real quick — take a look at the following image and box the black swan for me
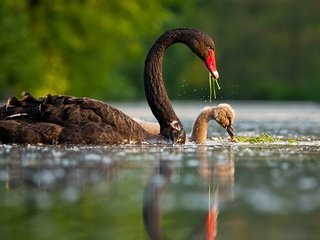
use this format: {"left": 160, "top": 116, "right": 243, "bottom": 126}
{"left": 135, "top": 103, "right": 235, "bottom": 144}
{"left": 0, "top": 28, "right": 219, "bottom": 145}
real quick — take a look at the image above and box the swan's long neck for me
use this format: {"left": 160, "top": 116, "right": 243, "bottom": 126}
{"left": 144, "top": 30, "right": 191, "bottom": 142}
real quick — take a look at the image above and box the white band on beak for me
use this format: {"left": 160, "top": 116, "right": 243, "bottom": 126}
{"left": 212, "top": 70, "right": 219, "bottom": 79}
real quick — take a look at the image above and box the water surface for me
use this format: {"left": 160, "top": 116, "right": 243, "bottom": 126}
{"left": 0, "top": 102, "right": 320, "bottom": 240}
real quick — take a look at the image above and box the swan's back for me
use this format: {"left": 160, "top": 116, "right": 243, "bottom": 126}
{"left": 0, "top": 93, "right": 150, "bottom": 144}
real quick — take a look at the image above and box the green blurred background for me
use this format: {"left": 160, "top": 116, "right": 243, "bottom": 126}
{"left": 0, "top": 0, "right": 319, "bottom": 101}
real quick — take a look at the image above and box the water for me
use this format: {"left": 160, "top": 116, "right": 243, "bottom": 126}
{"left": 0, "top": 101, "right": 320, "bottom": 240}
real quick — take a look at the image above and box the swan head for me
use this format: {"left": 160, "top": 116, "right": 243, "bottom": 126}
{"left": 208, "top": 103, "right": 235, "bottom": 138}
{"left": 179, "top": 29, "right": 219, "bottom": 79}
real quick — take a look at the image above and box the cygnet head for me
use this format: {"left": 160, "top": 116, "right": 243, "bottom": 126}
{"left": 210, "top": 103, "right": 235, "bottom": 138}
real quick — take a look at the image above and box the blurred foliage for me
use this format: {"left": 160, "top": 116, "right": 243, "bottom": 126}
{"left": 0, "top": 0, "right": 319, "bottom": 100}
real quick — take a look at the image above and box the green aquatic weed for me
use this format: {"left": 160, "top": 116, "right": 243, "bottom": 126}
{"left": 287, "top": 139, "right": 298, "bottom": 144}
{"left": 209, "top": 72, "right": 221, "bottom": 102}
{"left": 235, "top": 133, "right": 276, "bottom": 143}
{"left": 235, "top": 134, "right": 301, "bottom": 144}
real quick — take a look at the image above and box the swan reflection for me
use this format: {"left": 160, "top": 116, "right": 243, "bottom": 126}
{"left": 143, "top": 147, "right": 235, "bottom": 240}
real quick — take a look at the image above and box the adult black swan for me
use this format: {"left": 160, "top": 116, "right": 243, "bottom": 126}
{"left": 0, "top": 28, "right": 219, "bottom": 144}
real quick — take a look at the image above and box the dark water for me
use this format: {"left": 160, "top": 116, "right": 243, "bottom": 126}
{"left": 0, "top": 102, "right": 320, "bottom": 240}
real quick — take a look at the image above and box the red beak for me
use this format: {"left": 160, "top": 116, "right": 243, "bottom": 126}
{"left": 206, "top": 49, "right": 219, "bottom": 79}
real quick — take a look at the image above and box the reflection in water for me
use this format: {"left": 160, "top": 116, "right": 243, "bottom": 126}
{"left": 143, "top": 160, "right": 171, "bottom": 240}
{"left": 143, "top": 147, "right": 235, "bottom": 240}
{"left": 4, "top": 153, "right": 118, "bottom": 191}
{"left": 1, "top": 143, "right": 320, "bottom": 239}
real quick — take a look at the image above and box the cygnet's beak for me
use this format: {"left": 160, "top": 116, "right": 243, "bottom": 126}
{"left": 226, "top": 125, "right": 234, "bottom": 139}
